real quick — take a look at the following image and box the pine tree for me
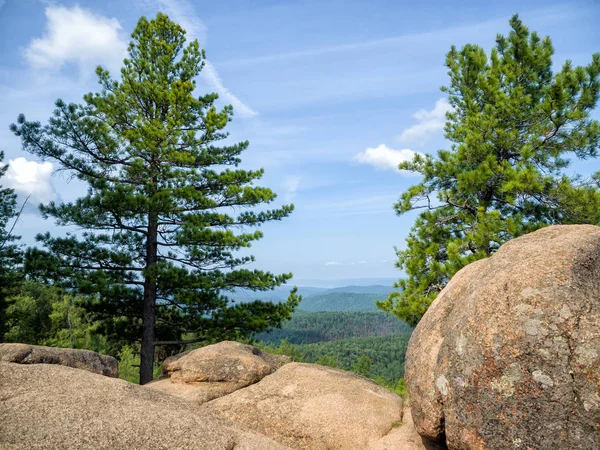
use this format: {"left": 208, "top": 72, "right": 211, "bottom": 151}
{"left": 12, "top": 13, "right": 300, "bottom": 384}
{"left": 0, "top": 152, "right": 23, "bottom": 340}
{"left": 378, "top": 15, "right": 600, "bottom": 327}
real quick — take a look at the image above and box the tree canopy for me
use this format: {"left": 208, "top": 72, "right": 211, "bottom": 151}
{"left": 11, "top": 13, "right": 299, "bottom": 384}
{"left": 378, "top": 15, "right": 600, "bottom": 326}
{"left": 0, "top": 152, "right": 23, "bottom": 339}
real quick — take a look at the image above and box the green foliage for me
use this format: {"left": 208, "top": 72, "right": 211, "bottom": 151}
{"left": 0, "top": 151, "right": 22, "bottom": 341}
{"left": 376, "top": 377, "right": 408, "bottom": 399}
{"left": 258, "top": 337, "right": 306, "bottom": 362}
{"left": 394, "top": 378, "right": 408, "bottom": 399}
{"left": 352, "top": 355, "right": 372, "bottom": 377}
{"left": 380, "top": 15, "right": 600, "bottom": 326}
{"left": 255, "top": 311, "right": 412, "bottom": 345}
{"left": 117, "top": 344, "right": 161, "bottom": 384}
{"left": 117, "top": 345, "right": 140, "bottom": 383}
{"left": 261, "top": 334, "right": 410, "bottom": 385}
{"left": 296, "top": 292, "right": 387, "bottom": 312}
{"left": 314, "top": 354, "right": 340, "bottom": 368}
{"left": 3, "top": 283, "right": 54, "bottom": 344}
{"left": 42, "top": 294, "right": 108, "bottom": 352}
{"left": 3, "top": 281, "right": 108, "bottom": 353}
{"left": 12, "top": 13, "right": 298, "bottom": 383}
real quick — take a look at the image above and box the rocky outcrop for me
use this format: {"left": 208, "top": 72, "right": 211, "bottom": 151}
{"left": 0, "top": 343, "right": 118, "bottom": 377}
{"left": 405, "top": 225, "right": 600, "bottom": 449}
{"left": 203, "top": 362, "right": 405, "bottom": 450}
{"left": 371, "top": 406, "right": 447, "bottom": 450}
{"left": 0, "top": 339, "right": 435, "bottom": 449}
{"left": 0, "top": 361, "right": 286, "bottom": 449}
{"left": 148, "top": 340, "right": 290, "bottom": 403}
{"left": 149, "top": 341, "right": 429, "bottom": 449}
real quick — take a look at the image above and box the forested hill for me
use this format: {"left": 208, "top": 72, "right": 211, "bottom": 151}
{"left": 322, "top": 285, "right": 395, "bottom": 295}
{"left": 256, "top": 311, "right": 411, "bottom": 345}
{"left": 231, "top": 285, "right": 398, "bottom": 312}
{"left": 297, "top": 292, "right": 383, "bottom": 312}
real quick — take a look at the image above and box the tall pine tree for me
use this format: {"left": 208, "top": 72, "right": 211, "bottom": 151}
{"left": 12, "top": 13, "right": 299, "bottom": 384}
{"left": 0, "top": 152, "right": 23, "bottom": 340}
{"left": 378, "top": 15, "right": 600, "bottom": 326}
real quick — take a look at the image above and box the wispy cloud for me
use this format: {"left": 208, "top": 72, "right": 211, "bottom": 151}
{"left": 353, "top": 144, "right": 420, "bottom": 172}
{"left": 324, "top": 260, "right": 370, "bottom": 266}
{"left": 142, "top": 0, "right": 258, "bottom": 118}
{"left": 5, "top": 158, "right": 55, "bottom": 204}
{"left": 24, "top": 5, "right": 127, "bottom": 76}
{"left": 214, "top": 9, "right": 572, "bottom": 69}
{"left": 281, "top": 176, "right": 301, "bottom": 202}
{"left": 397, "top": 98, "right": 452, "bottom": 145}
{"left": 305, "top": 193, "right": 398, "bottom": 218}
{"left": 201, "top": 61, "right": 258, "bottom": 118}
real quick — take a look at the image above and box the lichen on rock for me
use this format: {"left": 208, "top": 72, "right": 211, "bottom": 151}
{"left": 405, "top": 225, "right": 600, "bottom": 449}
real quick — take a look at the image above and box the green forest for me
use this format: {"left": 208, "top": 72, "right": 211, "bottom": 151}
{"left": 255, "top": 311, "right": 411, "bottom": 344}
{"left": 294, "top": 292, "right": 385, "bottom": 312}
{"left": 259, "top": 334, "right": 411, "bottom": 389}
{"left": 1, "top": 11, "right": 599, "bottom": 393}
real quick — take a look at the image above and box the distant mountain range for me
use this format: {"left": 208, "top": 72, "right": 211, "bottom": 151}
{"left": 230, "top": 284, "right": 399, "bottom": 312}
{"left": 297, "top": 292, "right": 383, "bottom": 312}
{"left": 291, "top": 278, "right": 399, "bottom": 288}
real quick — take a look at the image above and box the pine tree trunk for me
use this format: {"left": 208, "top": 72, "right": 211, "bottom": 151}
{"left": 140, "top": 213, "right": 158, "bottom": 385}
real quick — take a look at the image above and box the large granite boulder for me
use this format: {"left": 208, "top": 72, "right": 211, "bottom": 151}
{"left": 0, "top": 343, "right": 118, "bottom": 377}
{"left": 203, "top": 362, "right": 405, "bottom": 450}
{"left": 0, "top": 361, "right": 285, "bottom": 449}
{"left": 148, "top": 340, "right": 290, "bottom": 403}
{"left": 405, "top": 225, "right": 600, "bottom": 449}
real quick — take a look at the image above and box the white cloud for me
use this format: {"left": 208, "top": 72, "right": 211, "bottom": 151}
{"left": 5, "top": 158, "right": 55, "bottom": 204}
{"left": 25, "top": 6, "right": 127, "bottom": 76}
{"left": 281, "top": 176, "right": 301, "bottom": 202}
{"left": 396, "top": 98, "right": 452, "bottom": 145}
{"left": 202, "top": 61, "right": 258, "bottom": 118}
{"left": 325, "top": 261, "right": 340, "bottom": 266}
{"left": 143, "top": 0, "right": 258, "bottom": 118}
{"left": 353, "top": 144, "right": 419, "bottom": 172}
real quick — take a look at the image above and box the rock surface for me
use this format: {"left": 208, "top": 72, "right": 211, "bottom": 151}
{"left": 370, "top": 406, "right": 447, "bottom": 450}
{"left": 0, "top": 343, "right": 118, "bottom": 377}
{"left": 204, "top": 362, "right": 405, "bottom": 450}
{"left": 0, "top": 361, "right": 286, "bottom": 450}
{"left": 405, "top": 225, "right": 600, "bottom": 449}
{"left": 148, "top": 340, "right": 290, "bottom": 403}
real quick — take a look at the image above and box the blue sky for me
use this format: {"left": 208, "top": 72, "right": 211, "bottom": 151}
{"left": 0, "top": 0, "right": 598, "bottom": 285}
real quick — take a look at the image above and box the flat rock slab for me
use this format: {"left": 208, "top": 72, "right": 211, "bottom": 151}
{"left": 0, "top": 343, "right": 118, "bottom": 377}
{"left": 203, "top": 362, "right": 404, "bottom": 450}
{"left": 0, "top": 362, "right": 286, "bottom": 450}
